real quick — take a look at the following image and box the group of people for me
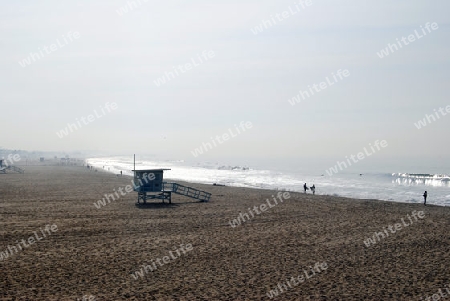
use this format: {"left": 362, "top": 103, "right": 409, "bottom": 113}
{"left": 303, "top": 183, "right": 315, "bottom": 195}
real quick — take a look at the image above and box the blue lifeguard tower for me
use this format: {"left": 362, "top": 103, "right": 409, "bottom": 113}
{"left": 133, "top": 166, "right": 211, "bottom": 204}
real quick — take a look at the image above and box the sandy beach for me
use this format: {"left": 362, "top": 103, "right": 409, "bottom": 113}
{"left": 1, "top": 164, "right": 449, "bottom": 300}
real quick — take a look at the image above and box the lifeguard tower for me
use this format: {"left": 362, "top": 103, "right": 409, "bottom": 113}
{"left": 133, "top": 168, "right": 212, "bottom": 204}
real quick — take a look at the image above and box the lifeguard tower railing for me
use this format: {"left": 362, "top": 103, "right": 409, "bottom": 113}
{"left": 163, "top": 182, "right": 211, "bottom": 202}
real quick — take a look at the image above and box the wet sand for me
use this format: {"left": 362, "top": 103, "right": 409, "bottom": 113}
{"left": 0, "top": 165, "right": 449, "bottom": 300}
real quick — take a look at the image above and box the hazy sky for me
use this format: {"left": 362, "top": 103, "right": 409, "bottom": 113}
{"left": 1, "top": 0, "right": 449, "bottom": 163}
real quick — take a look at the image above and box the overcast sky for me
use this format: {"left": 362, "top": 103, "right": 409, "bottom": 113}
{"left": 1, "top": 0, "right": 449, "bottom": 163}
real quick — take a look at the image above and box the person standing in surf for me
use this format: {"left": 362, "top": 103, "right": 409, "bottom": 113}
{"left": 423, "top": 191, "right": 427, "bottom": 205}
{"left": 303, "top": 183, "right": 308, "bottom": 193}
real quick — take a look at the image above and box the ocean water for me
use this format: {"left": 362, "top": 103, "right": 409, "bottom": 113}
{"left": 86, "top": 156, "right": 450, "bottom": 207}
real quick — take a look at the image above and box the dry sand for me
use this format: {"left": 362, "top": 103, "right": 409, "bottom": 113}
{"left": 0, "top": 165, "right": 449, "bottom": 300}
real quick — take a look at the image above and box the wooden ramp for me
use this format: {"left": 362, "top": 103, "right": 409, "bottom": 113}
{"left": 0, "top": 165, "right": 25, "bottom": 173}
{"left": 163, "top": 182, "right": 212, "bottom": 202}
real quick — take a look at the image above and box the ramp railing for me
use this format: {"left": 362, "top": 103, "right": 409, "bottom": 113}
{"left": 163, "top": 182, "right": 211, "bottom": 202}
{"left": 5, "top": 166, "right": 24, "bottom": 174}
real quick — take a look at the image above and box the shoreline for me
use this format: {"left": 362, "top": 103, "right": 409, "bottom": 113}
{"left": 10, "top": 159, "right": 443, "bottom": 207}
{"left": 83, "top": 156, "right": 450, "bottom": 207}
{"left": 90, "top": 163, "right": 441, "bottom": 208}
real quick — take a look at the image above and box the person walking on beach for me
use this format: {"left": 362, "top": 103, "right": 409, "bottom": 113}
{"left": 423, "top": 191, "right": 427, "bottom": 205}
{"left": 311, "top": 184, "right": 315, "bottom": 195}
{"left": 303, "top": 183, "right": 308, "bottom": 193}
